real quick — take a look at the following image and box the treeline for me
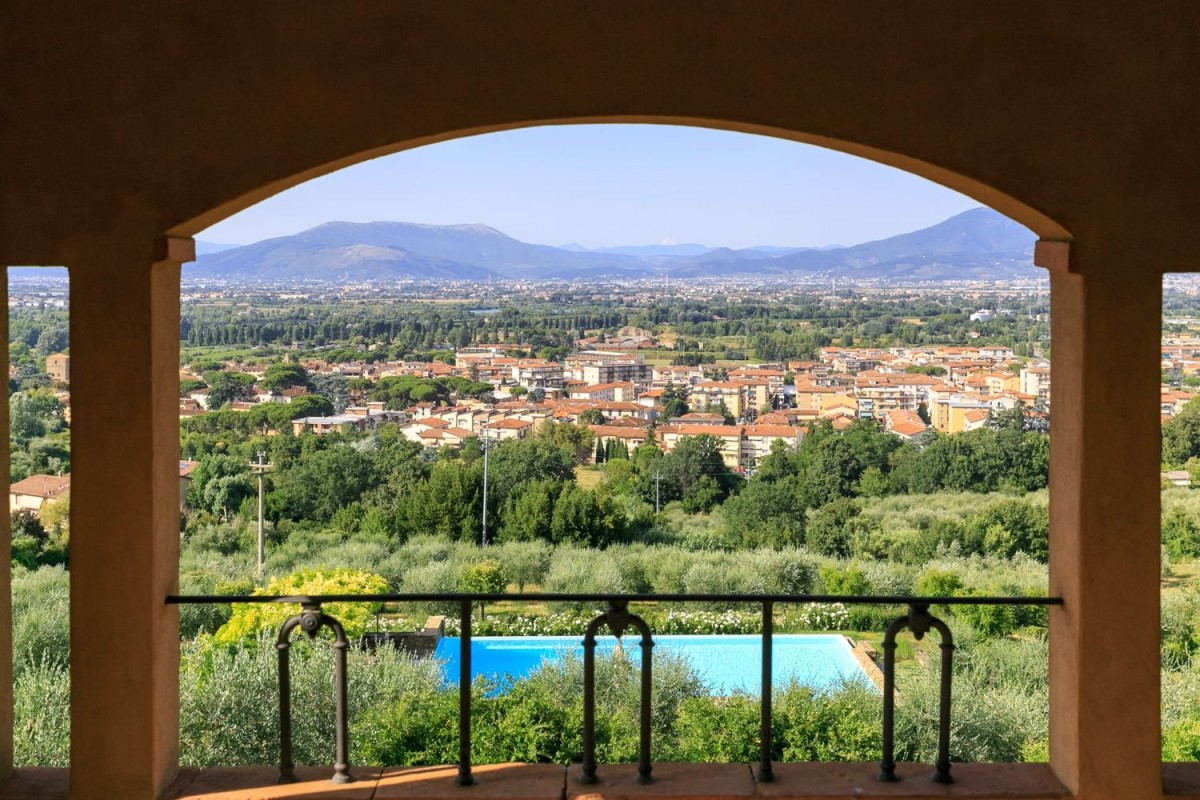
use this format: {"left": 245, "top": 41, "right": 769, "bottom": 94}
{"left": 180, "top": 411, "right": 1049, "bottom": 561}
{"left": 169, "top": 291, "right": 1051, "bottom": 362}
{"left": 9, "top": 388, "right": 69, "bottom": 483}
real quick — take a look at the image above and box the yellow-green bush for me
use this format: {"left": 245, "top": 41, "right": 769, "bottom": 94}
{"left": 213, "top": 568, "right": 388, "bottom": 645}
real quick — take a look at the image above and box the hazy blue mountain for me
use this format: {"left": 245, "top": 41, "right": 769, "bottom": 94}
{"left": 678, "top": 208, "right": 1037, "bottom": 278}
{"left": 187, "top": 208, "right": 1040, "bottom": 282}
{"left": 590, "top": 243, "right": 715, "bottom": 257}
{"left": 188, "top": 233, "right": 500, "bottom": 281}
{"left": 189, "top": 221, "right": 642, "bottom": 280}
{"left": 195, "top": 240, "right": 241, "bottom": 256}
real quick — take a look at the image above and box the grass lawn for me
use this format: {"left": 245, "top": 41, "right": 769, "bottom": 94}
{"left": 574, "top": 466, "right": 605, "bottom": 489}
{"left": 1163, "top": 560, "right": 1200, "bottom": 594}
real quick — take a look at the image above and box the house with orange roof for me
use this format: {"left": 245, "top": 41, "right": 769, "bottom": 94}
{"left": 488, "top": 417, "right": 534, "bottom": 440}
{"left": 741, "top": 424, "right": 802, "bottom": 466}
{"left": 980, "top": 345, "right": 1016, "bottom": 361}
{"left": 888, "top": 420, "right": 929, "bottom": 442}
{"left": 984, "top": 372, "right": 1022, "bottom": 393}
{"left": 820, "top": 394, "right": 859, "bottom": 419}
{"left": 1161, "top": 390, "right": 1196, "bottom": 417}
{"left": 10, "top": 473, "right": 71, "bottom": 514}
{"left": 657, "top": 423, "right": 744, "bottom": 469}
{"left": 587, "top": 424, "right": 653, "bottom": 455}
{"left": 930, "top": 394, "right": 993, "bottom": 433}
{"left": 791, "top": 382, "right": 839, "bottom": 412}
{"left": 962, "top": 408, "right": 991, "bottom": 431}
{"left": 728, "top": 367, "right": 786, "bottom": 393}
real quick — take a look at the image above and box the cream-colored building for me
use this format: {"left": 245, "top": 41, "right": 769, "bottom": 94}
{"left": 45, "top": 352, "right": 69, "bottom": 383}
{"left": 9, "top": 474, "right": 71, "bottom": 514}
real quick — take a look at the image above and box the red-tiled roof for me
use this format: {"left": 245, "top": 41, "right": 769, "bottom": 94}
{"left": 11, "top": 474, "right": 71, "bottom": 498}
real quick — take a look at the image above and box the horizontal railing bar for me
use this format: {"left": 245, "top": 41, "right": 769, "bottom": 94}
{"left": 166, "top": 592, "right": 1062, "bottom": 606}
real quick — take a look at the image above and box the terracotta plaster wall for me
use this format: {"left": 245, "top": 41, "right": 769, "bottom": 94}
{"left": 0, "top": 4, "right": 1193, "bottom": 798}
{"left": 0, "top": 2, "right": 1199, "bottom": 265}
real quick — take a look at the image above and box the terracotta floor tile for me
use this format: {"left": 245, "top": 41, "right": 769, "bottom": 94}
{"left": 756, "top": 762, "right": 1068, "bottom": 798}
{"left": 566, "top": 763, "right": 755, "bottom": 800}
{"left": 375, "top": 763, "right": 566, "bottom": 800}
{"left": 168, "top": 766, "right": 381, "bottom": 800}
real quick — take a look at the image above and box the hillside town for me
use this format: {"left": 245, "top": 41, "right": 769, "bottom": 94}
{"left": 166, "top": 339, "right": 1062, "bottom": 474}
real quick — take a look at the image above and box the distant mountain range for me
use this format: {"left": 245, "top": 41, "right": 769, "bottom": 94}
{"left": 186, "top": 208, "right": 1039, "bottom": 282}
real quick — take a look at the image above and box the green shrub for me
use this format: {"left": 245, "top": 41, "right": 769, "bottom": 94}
{"left": 185, "top": 522, "right": 249, "bottom": 556}
{"left": 543, "top": 548, "right": 625, "bottom": 611}
{"left": 952, "top": 589, "right": 1019, "bottom": 637}
{"left": 179, "top": 633, "right": 443, "bottom": 767}
{"left": 894, "top": 638, "right": 1048, "bottom": 763}
{"left": 756, "top": 548, "right": 819, "bottom": 594}
{"left": 496, "top": 541, "right": 552, "bottom": 592}
{"left": 14, "top": 656, "right": 70, "bottom": 766}
{"left": 11, "top": 536, "right": 40, "bottom": 570}
{"left": 670, "top": 694, "right": 762, "bottom": 763}
{"left": 915, "top": 568, "right": 964, "bottom": 598}
{"left": 12, "top": 566, "right": 70, "bottom": 675}
{"left": 1165, "top": 715, "right": 1200, "bottom": 761}
{"left": 399, "top": 561, "right": 461, "bottom": 616}
{"left": 214, "top": 568, "right": 388, "bottom": 646}
{"left": 776, "top": 681, "right": 881, "bottom": 761}
{"left": 358, "top": 649, "right": 703, "bottom": 766}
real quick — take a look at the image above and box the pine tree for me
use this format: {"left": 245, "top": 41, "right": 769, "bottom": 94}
{"left": 595, "top": 437, "right": 606, "bottom": 464}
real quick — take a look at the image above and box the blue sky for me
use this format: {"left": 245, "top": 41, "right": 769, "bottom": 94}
{"left": 199, "top": 124, "right": 979, "bottom": 250}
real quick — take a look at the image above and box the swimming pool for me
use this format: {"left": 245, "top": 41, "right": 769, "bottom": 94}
{"left": 434, "top": 634, "right": 870, "bottom": 694}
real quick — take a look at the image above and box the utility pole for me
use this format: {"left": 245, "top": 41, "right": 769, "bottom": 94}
{"left": 481, "top": 421, "right": 491, "bottom": 546}
{"left": 249, "top": 451, "right": 273, "bottom": 576}
{"left": 654, "top": 471, "right": 662, "bottom": 516}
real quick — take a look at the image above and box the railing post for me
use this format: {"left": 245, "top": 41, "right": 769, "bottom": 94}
{"left": 877, "top": 615, "right": 905, "bottom": 782}
{"left": 580, "top": 615, "right": 603, "bottom": 785}
{"left": 327, "top": 614, "right": 353, "bottom": 785}
{"left": 934, "top": 625, "right": 955, "bottom": 784}
{"left": 275, "top": 601, "right": 354, "bottom": 785}
{"left": 455, "top": 599, "right": 475, "bottom": 786}
{"left": 756, "top": 600, "right": 774, "bottom": 782}
{"left": 580, "top": 601, "right": 654, "bottom": 785}
{"left": 277, "top": 623, "right": 295, "bottom": 784}
{"left": 635, "top": 621, "right": 654, "bottom": 785}
{"left": 878, "top": 604, "right": 954, "bottom": 784}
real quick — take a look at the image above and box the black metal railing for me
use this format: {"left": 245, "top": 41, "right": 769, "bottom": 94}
{"left": 167, "top": 592, "right": 1062, "bottom": 787}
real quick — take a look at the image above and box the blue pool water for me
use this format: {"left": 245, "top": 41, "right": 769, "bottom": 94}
{"left": 434, "top": 634, "right": 870, "bottom": 694}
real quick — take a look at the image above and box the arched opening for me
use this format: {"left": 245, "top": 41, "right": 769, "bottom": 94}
{"left": 11, "top": 110, "right": 1161, "bottom": 800}
{"left": 104, "top": 121, "right": 1065, "bottom": 790}
{"left": 173, "top": 118, "right": 1073, "bottom": 246}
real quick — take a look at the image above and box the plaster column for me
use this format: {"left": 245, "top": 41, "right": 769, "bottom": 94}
{"left": 0, "top": 267, "right": 11, "bottom": 781}
{"left": 68, "top": 238, "right": 190, "bottom": 799}
{"left": 1045, "top": 243, "right": 1162, "bottom": 799}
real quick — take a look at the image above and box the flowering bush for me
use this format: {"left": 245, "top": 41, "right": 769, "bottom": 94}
{"left": 213, "top": 567, "right": 389, "bottom": 645}
{"left": 656, "top": 609, "right": 759, "bottom": 635}
{"left": 444, "top": 611, "right": 599, "bottom": 637}
{"left": 444, "top": 608, "right": 763, "bottom": 637}
{"left": 790, "top": 603, "right": 851, "bottom": 631}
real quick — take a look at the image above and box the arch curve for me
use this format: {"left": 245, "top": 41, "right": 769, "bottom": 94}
{"left": 175, "top": 116, "right": 1071, "bottom": 243}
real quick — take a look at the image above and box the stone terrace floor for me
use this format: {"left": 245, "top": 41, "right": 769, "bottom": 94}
{"left": 0, "top": 762, "right": 1089, "bottom": 800}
